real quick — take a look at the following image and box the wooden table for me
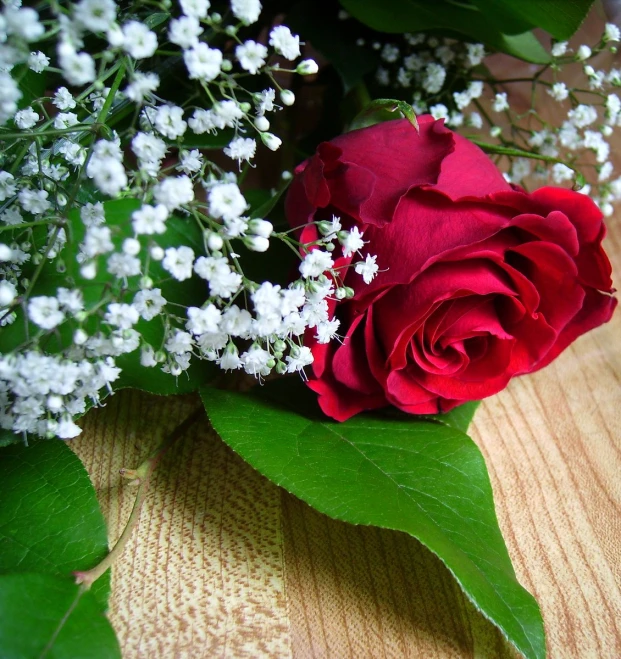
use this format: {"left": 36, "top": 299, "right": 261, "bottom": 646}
{"left": 71, "top": 210, "right": 621, "bottom": 658}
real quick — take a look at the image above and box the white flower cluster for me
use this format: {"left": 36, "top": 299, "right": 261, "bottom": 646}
{"left": 356, "top": 31, "right": 487, "bottom": 130}
{"left": 0, "top": 0, "right": 331, "bottom": 442}
{"left": 355, "top": 20, "right": 621, "bottom": 215}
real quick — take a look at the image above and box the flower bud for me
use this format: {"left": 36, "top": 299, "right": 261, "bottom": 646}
{"left": 281, "top": 170, "right": 293, "bottom": 180}
{"left": 74, "top": 328, "right": 88, "bottom": 345}
{"left": 239, "top": 101, "right": 252, "bottom": 113}
{"left": 280, "top": 89, "right": 295, "bottom": 106}
{"left": 260, "top": 132, "right": 282, "bottom": 151}
{"left": 206, "top": 232, "right": 224, "bottom": 251}
{"left": 0, "top": 244, "right": 12, "bottom": 261}
{"left": 140, "top": 276, "right": 154, "bottom": 289}
{"left": 210, "top": 12, "right": 222, "bottom": 23}
{"left": 80, "top": 261, "right": 97, "bottom": 279}
{"left": 273, "top": 339, "right": 287, "bottom": 353}
{"left": 266, "top": 357, "right": 276, "bottom": 369}
{"left": 150, "top": 245, "right": 164, "bottom": 261}
{"left": 155, "top": 350, "right": 167, "bottom": 363}
{"left": 47, "top": 395, "right": 63, "bottom": 412}
{"left": 221, "top": 59, "right": 233, "bottom": 72}
{"left": 335, "top": 287, "right": 348, "bottom": 300}
{"left": 296, "top": 59, "right": 319, "bottom": 75}
{"left": 225, "top": 25, "right": 237, "bottom": 36}
{"left": 344, "top": 286, "right": 355, "bottom": 298}
{"left": 275, "top": 360, "right": 287, "bottom": 374}
{"left": 0, "top": 281, "right": 16, "bottom": 306}
{"left": 244, "top": 235, "right": 270, "bottom": 252}
{"left": 325, "top": 242, "right": 335, "bottom": 251}
{"left": 248, "top": 218, "right": 273, "bottom": 238}
{"left": 254, "top": 116, "right": 270, "bottom": 131}
{"left": 123, "top": 237, "right": 140, "bottom": 255}
{"left": 74, "top": 311, "right": 88, "bottom": 323}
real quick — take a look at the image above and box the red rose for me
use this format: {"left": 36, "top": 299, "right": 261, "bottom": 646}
{"left": 286, "top": 117, "right": 617, "bottom": 421}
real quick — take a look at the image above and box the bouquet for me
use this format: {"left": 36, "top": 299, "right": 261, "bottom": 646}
{"left": 0, "top": 1, "right": 617, "bottom": 657}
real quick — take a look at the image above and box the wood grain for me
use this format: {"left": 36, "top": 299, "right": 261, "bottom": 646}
{"left": 72, "top": 215, "right": 621, "bottom": 658}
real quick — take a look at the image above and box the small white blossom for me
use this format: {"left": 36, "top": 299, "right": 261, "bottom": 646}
{"left": 14, "top": 107, "right": 39, "bottom": 129}
{"left": 28, "top": 296, "right": 65, "bottom": 330}
{"left": 269, "top": 25, "right": 301, "bottom": 60}
{"left": 74, "top": 0, "right": 117, "bottom": 32}
{"left": 422, "top": 63, "right": 446, "bottom": 94}
{"left": 208, "top": 183, "right": 247, "bottom": 220}
{"left": 122, "top": 21, "right": 158, "bottom": 59}
{"left": 125, "top": 72, "right": 159, "bottom": 104}
{"left": 107, "top": 252, "right": 141, "bottom": 278}
{"left": 355, "top": 254, "right": 379, "bottom": 284}
{"left": 153, "top": 176, "right": 194, "bottom": 210}
{"left": 300, "top": 250, "right": 334, "bottom": 278}
{"left": 53, "top": 87, "right": 76, "bottom": 111}
{"left": 184, "top": 43, "right": 222, "bottom": 81}
{"left": 551, "top": 163, "right": 574, "bottom": 183}
{"left": 134, "top": 288, "right": 166, "bottom": 320}
{"left": 465, "top": 43, "right": 485, "bottom": 67}
{"left": 567, "top": 104, "right": 597, "bottom": 128}
{"left": 551, "top": 41, "right": 568, "bottom": 57}
{"left": 492, "top": 92, "right": 509, "bottom": 112}
{"left": 224, "top": 137, "right": 257, "bottom": 164}
{"left": 548, "top": 82, "right": 569, "bottom": 101}
{"left": 285, "top": 345, "right": 313, "bottom": 373}
{"left": 169, "top": 15, "right": 203, "bottom": 49}
{"left": 28, "top": 51, "right": 50, "bottom": 73}
{"left": 163, "top": 246, "right": 195, "bottom": 281}
{"left": 231, "top": 0, "right": 262, "bottom": 25}
{"left": 236, "top": 40, "right": 268, "bottom": 74}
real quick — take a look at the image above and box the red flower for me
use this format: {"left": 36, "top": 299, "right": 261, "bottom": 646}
{"left": 286, "top": 117, "right": 617, "bottom": 421}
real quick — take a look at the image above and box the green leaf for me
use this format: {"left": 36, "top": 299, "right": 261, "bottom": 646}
{"left": 473, "top": 0, "right": 594, "bottom": 41}
{"left": 430, "top": 401, "right": 481, "bottom": 432}
{"left": 339, "top": 0, "right": 551, "bottom": 63}
{"left": 0, "top": 573, "right": 120, "bottom": 659}
{"left": 0, "top": 428, "right": 21, "bottom": 448}
{"left": 144, "top": 11, "right": 170, "bottom": 29}
{"left": 0, "top": 440, "right": 110, "bottom": 608}
{"left": 287, "top": 0, "right": 379, "bottom": 93}
{"left": 201, "top": 383, "right": 545, "bottom": 659}
{"left": 249, "top": 178, "right": 292, "bottom": 220}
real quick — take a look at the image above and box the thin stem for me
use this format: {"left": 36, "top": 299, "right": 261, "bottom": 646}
{"left": 73, "top": 407, "right": 204, "bottom": 590}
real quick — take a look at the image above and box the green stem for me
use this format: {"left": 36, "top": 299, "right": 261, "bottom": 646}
{"left": 74, "top": 407, "right": 204, "bottom": 590}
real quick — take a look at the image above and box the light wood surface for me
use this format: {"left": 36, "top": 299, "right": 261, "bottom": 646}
{"left": 71, "top": 212, "right": 621, "bottom": 658}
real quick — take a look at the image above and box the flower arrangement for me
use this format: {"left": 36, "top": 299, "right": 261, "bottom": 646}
{"left": 0, "top": 1, "right": 617, "bottom": 657}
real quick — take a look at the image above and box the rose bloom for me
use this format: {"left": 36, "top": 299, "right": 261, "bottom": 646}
{"left": 286, "top": 117, "right": 616, "bottom": 421}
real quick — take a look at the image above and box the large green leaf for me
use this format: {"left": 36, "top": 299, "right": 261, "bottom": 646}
{"left": 0, "top": 440, "right": 110, "bottom": 608}
{"left": 472, "top": 0, "right": 594, "bottom": 41}
{"left": 201, "top": 382, "right": 545, "bottom": 659}
{"left": 0, "top": 574, "right": 120, "bottom": 659}
{"left": 339, "top": 0, "right": 551, "bottom": 63}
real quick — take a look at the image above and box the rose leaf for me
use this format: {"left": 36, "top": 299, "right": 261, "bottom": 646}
{"left": 201, "top": 382, "right": 545, "bottom": 659}
{"left": 0, "top": 439, "right": 110, "bottom": 608}
{"left": 0, "top": 573, "right": 120, "bottom": 659}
